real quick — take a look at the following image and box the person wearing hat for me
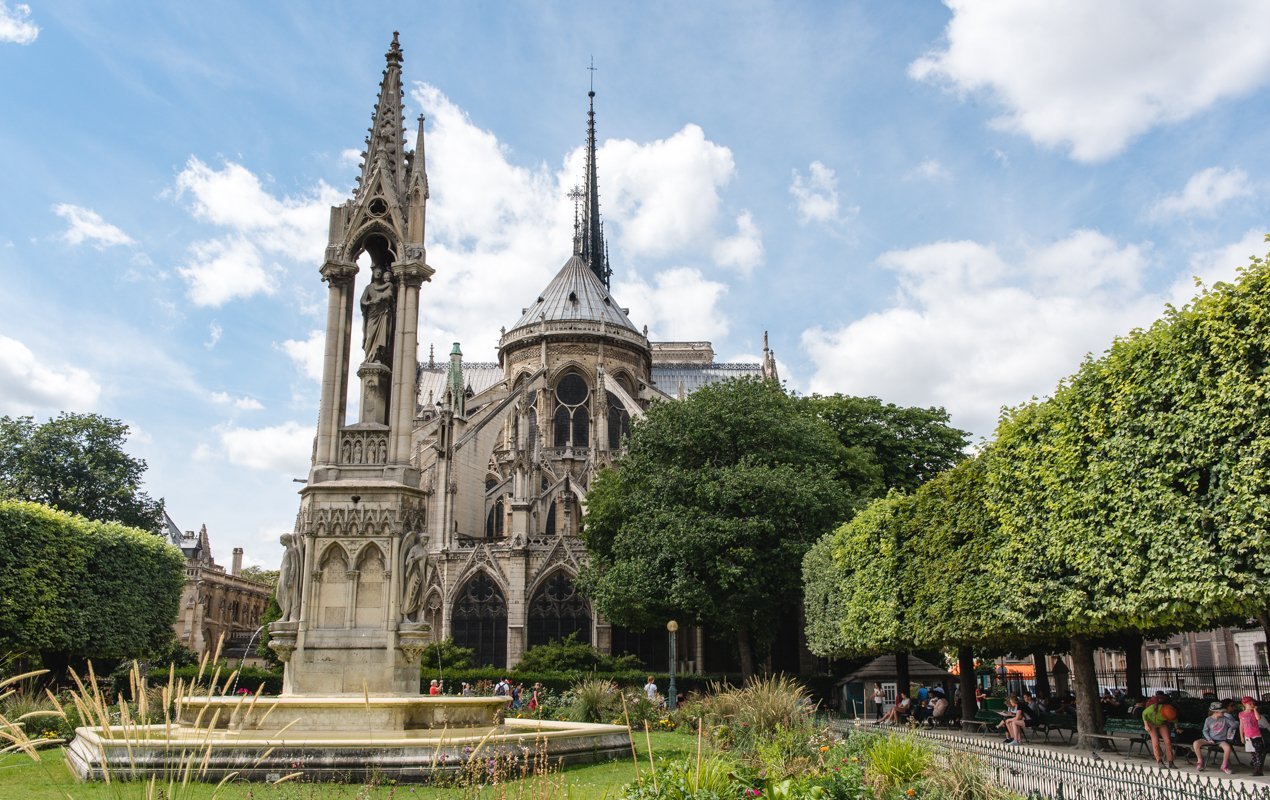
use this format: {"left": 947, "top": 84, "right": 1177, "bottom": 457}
{"left": 1239, "top": 696, "right": 1266, "bottom": 776}
{"left": 1192, "top": 700, "right": 1237, "bottom": 773}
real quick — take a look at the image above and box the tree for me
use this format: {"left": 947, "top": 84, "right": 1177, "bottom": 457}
{"left": 0, "top": 413, "right": 164, "bottom": 531}
{"left": 581, "top": 378, "right": 854, "bottom": 678}
{"left": 239, "top": 566, "right": 279, "bottom": 588}
{"left": 0, "top": 500, "right": 185, "bottom": 678}
{"left": 798, "top": 394, "right": 969, "bottom": 496}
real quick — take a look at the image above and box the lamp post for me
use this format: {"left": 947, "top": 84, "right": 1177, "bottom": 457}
{"left": 667, "top": 620, "right": 679, "bottom": 710}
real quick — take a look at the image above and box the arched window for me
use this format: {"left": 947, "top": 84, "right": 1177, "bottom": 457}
{"left": 552, "top": 372, "right": 589, "bottom": 448}
{"left": 452, "top": 573, "right": 507, "bottom": 667}
{"left": 544, "top": 500, "right": 556, "bottom": 536}
{"left": 527, "top": 408, "right": 538, "bottom": 456}
{"left": 606, "top": 391, "right": 630, "bottom": 449}
{"left": 527, "top": 571, "right": 591, "bottom": 649}
{"left": 485, "top": 497, "right": 504, "bottom": 539}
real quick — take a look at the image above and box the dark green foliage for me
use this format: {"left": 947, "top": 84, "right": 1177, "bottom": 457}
{"left": 582, "top": 378, "right": 854, "bottom": 676}
{"left": 514, "top": 633, "right": 642, "bottom": 673}
{"left": 432, "top": 667, "right": 739, "bottom": 697}
{"left": 0, "top": 500, "right": 185, "bottom": 667}
{"left": 0, "top": 413, "right": 164, "bottom": 532}
{"left": 417, "top": 637, "right": 477, "bottom": 672}
{"left": 256, "top": 593, "right": 282, "bottom": 668}
{"left": 238, "top": 566, "right": 279, "bottom": 587}
{"left": 148, "top": 664, "right": 283, "bottom": 695}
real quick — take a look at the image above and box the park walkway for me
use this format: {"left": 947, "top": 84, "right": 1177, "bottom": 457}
{"left": 831, "top": 717, "right": 1270, "bottom": 800}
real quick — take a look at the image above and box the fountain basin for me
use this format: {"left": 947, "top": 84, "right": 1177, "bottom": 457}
{"left": 177, "top": 694, "right": 510, "bottom": 732}
{"left": 66, "top": 717, "right": 633, "bottom": 782}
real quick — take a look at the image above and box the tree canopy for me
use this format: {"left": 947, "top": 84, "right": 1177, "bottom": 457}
{"left": 0, "top": 413, "right": 164, "bottom": 532}
{"left": 580, "top": 377, "right": 855, "bottom": 677}
{"left": 805, "top": 237, "right": 1270, "bottom": 746}
{"left": 0, "top": 500, "right": 185, "bottom": 674}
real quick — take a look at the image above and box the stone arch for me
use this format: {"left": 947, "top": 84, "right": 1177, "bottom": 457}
{"left": 526, "top": 569, "right": 591, "bottom": 649}
{"left": 551, "top": 369, "right": 591, "bottom": 448}
{"left": 353, "top": 543, "right": 387, "bottom": 628}
{"left": 421, "top": 588, "right": 443, "bottom": 635}
{"left": 315, "top": 543, "right": 351, "bottom": 629}
{"left": 451, "top": 571, "right": 507, "bottom": 668}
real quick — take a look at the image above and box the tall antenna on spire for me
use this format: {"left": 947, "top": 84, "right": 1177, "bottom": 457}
{"left": 581, "top": 62, "right": 610, "bottom": 288}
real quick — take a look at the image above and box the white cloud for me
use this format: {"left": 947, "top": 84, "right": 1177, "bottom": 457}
{"left": 905, "top": 159, "right": 951, "bottom": 181}
{"left": 613, "top": 267, "right": 729, "bottom": 342}
{"left": 1151, "top": 167, "right": 1253, "bottom": 218}
{"left": 409, "top": 82, "right": 747, "bottom": 354}
{"left": 0, "top": 334, "right": 101, "bottom": 414}
{"left": 911, "top": 1, "right": 1270, "bottom": 162}
{"left": 278, "top": 330, "right": 325, "bottom": 382}
{"left": 711, "top": 211, "right": 764, "bottom": 274}
{"left": 596, "top": 124, "right": 736, "bottom": 260}
{"left": 173, "top": 157, "right": 341, "bottom": 306}
{"left": 1168, "top": 229, "right": 1268, "bottom": 307}
{"left": 214, "top": 421, "right": 312, "bottom": 473}
{"left": 790, "top": 162, "right": 853, "bottom": 224}
{"left": 802, "top": 230, "right": 1164, "bottom": 437}
{"left": 0, "top": 2, "right": 37, "bottom": 44}
{"left": 52, "top": 204, "right": 135, "bottom": 248}
{"left": 177, "top": 236, "right": 275, "bottom": 307}
{"left": 205, "top": 322, "right": 222, "bottom": 349}
{"left": 340, "top": 148, "right": 362, "bottom": 166}
{"left": 210, "top": 391, "right": 264, "bottom": 411}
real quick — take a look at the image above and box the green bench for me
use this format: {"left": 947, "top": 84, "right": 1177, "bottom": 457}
{"left": 1036, "top": 712, "right": 1077, "bottom": 744}
{"left": 1086, "top": 717, "right": 1150, "bottom": 755}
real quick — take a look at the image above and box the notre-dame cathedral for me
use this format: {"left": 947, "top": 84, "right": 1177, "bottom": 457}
{"left": 284, "top": 34, "right": 777, "bottom": 682}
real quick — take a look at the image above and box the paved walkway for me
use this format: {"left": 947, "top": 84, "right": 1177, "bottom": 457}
{"left": 830, "top": 717, "right": 1270, "bottom": 798}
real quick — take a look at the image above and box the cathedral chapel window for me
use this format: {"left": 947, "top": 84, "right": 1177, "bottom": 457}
{"left": 485, "top": 497, "right": 505, "bottom": 539}
{"left": 606, "top": 391, "right": 630, "bottom": 449}
{"left": 553, "top": 373, "right": 589, "bottom": 448}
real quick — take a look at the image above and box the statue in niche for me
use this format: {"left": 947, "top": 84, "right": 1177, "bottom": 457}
{"left": 360, "top": 266, "right": 396, "bottom": 365}
{"left": 277, "top": 533, "right": 305, "bottom": 623}
{"left": 400, "top": 532, "right": 430, "bottom": 622}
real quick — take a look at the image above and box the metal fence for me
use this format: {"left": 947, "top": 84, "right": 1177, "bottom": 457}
{"left": 1095, "top": 667, "right": 1270, "bottom": 700}
{"left": 838, "top": 722, "right": 1270, "bottom": 800}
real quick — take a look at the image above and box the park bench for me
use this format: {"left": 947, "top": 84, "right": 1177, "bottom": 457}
{"left": 961, "top": 708, "right": 1005, "bottom": 734}
{"left": 1036, "top": 712, "right": 1077, "bottom": 744}
{"left": 1084, "top": 717, "right": 1150, "bottom": 755}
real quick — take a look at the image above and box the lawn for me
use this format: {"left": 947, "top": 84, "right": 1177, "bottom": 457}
{"left": 0, "top": 731, "right": 695, "bottom": 800}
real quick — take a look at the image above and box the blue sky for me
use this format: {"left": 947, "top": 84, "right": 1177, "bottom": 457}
{"left": 2, "top": 1, "right": 1269, "bottom": 567}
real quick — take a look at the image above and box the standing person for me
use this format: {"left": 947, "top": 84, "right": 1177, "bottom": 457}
{"left": 872, "top": 682, "right": 885, "bottom": 721}
{"left": 1192, "top": 701, "right": 1236, "bottom": 774}
{"left": 644, "top": 676, "right": 658, "bottom": 703}
{"left": 1239, "top": 696, "right": 1266, "bottom": 777}
{"left": 1142, "top": 692, "right": 1176, "bottom": 768}
{"left": 528, "top": 682, "right": 542, "bottom": 713}
{"left": 428, "top": 679, "right": 441, "bottom": 696}
{"left": 511, "top": 683, "right": 522, "bottom": 709}
{"left": 461, "top": 681, "right": 473, "bottom": 697}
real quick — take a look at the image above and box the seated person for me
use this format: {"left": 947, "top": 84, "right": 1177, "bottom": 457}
{"left": 927, "top": 693, "right": 950, "bottom": 726}
{"left": 1191, "top": 701, "right": 1237, "bottom": 774}
{"left": 878, "top": 692, "right": 912, "bottom": 725}
{"left": 997, "top": 694, "right": 1028, "bottom": 744}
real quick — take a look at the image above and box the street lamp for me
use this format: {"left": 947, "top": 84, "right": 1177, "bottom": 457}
{"left": 667, "top": 620, "right": 679, "bottom": 710}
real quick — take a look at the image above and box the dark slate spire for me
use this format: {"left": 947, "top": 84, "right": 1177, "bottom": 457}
{"left": 581, "top": 88, "right": 611, "bottom": 288}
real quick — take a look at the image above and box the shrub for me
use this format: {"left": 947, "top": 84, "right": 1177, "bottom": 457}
{"left": 516, "top": 633, "right": 642, "bottom": 672}
{"left": 568, "top": 677, "right": 619, "bottom": 723}
{"left": 417, "top": 637, "right": 477, "bottom": 672}
{"left": 618, "top": 754, "right": 747, "bottom": 800}
{"left": 863, "top": 732, "right": 931, "bottom": 793}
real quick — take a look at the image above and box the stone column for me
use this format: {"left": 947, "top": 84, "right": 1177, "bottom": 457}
{"left": 316, "top": 262, "right": 357, "bottom": 467}
{"left": 388, "top": 261, "right": 433, "bottom": 465}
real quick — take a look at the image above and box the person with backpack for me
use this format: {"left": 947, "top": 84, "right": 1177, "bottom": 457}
{"left": 1142, "top": 691, "right": 1177, "bottom": 768}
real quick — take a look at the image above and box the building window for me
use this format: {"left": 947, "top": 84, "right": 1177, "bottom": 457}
{"left": 451, "top": 572, "right": 507, "bottom": 668}
{"left": 485, "top": 498, "right": 504, "bottom": 539}
{"left": 553, "top": 373, "right": 589, "bottom": 447}
{"left": 1255, "top": 643, "right": 1268, "bottom": 670}
{"left": 527, "top": 571, "right": 591, "bottom": 649}
{"left": 607, "top": 391, "right": 630, "bottom": 449}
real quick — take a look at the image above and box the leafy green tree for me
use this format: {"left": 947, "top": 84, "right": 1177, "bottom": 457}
{"left": 581, "top": 378, "right": 854, "bottom": 678}
{"left": 0, "top": 413, "right": 164, "bottom": 532}
{"left": 798, "top": 394, "right": 969, "bottom": 496}
{"left": 239, "top": 566, "right": 279, "bottom": 587}
{"left": 0, "top": 500, "right": 185, "bottom": 678}
{"left": 417, "top": 638, "right": 477, "bottom": 672}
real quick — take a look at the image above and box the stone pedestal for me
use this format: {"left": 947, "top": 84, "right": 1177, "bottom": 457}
{"left": 357, "top": 361, "right": 391, "bottom": 425}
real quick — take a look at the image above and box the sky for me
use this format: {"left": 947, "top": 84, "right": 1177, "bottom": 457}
{"left": 2, "top": 1, "right": 1269, "bottom": 568}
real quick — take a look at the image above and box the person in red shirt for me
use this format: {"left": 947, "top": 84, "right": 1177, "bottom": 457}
{"left": 428, "top": 679, "right": 441, "bottom": 696}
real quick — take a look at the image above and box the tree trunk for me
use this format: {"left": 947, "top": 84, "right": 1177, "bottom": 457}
{"left": 737, "top": 628, "right": 755, "bottom": 680}
{"left": 895, "top": 651, "right": 910, "bottom": 697}
{"left": 958, "top": 646, "right": 978, "bottom": 729}
{"left": 1124, "top": 632, "right": 1144, "bottom": 699}
{"left": 1070, "top": 636, "right": 1105, "bottom": 750}
{"left": 1032, "top": 650, "right": 1051, "bottom": 698}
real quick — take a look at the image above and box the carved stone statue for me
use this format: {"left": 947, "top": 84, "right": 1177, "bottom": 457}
{"left": 400, "top": 532, "right": 430, "bottom": 621}
{"left": 360, "top": 266, "right": 396, "bottom": 365}
{"left": 277, "top": 533, "right": 304, "bottom": 623}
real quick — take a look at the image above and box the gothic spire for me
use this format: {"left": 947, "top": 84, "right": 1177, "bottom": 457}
{"left": 357, "top": 31, "right": 408, "bottom": 204}
{"left": 580, "top": 87, "right": 611, "bottom": 288}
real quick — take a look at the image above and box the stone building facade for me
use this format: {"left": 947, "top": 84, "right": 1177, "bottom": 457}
{"left": 166, "top": 513, "right": 271, "bottom": 663}
{"left": 277, "top": 35, "right": 777, "bottom": 678}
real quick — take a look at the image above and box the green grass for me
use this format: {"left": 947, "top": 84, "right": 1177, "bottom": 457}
{"left": 0, "top": 732, "right": 695, "bottom": 800}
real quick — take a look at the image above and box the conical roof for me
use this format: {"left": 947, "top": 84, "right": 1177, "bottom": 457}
{"left": 511, "top": 254, "right": 638, "bottom": 332}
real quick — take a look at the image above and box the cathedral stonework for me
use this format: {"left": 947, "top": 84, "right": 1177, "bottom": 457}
{"left": 274, "top": 34, "right": 780, "bottom": 682}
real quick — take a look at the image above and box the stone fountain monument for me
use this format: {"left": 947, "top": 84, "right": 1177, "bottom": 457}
{"left": 66, "top": 33, "right": 629, "bottom": 782}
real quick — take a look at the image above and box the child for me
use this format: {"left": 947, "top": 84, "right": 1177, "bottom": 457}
{"left": 1239, "top": 696, "right": 1265, "bottom": 777}
{"left": 1192, "top": 701, "right": 1236, "bottom": 774}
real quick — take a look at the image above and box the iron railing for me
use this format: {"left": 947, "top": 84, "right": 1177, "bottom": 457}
{"left": 1096, "top": 667, "right": 1270, "bottom": 700}
{"left": 837, "top": 722, "right": 1270, "bottom": 800}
